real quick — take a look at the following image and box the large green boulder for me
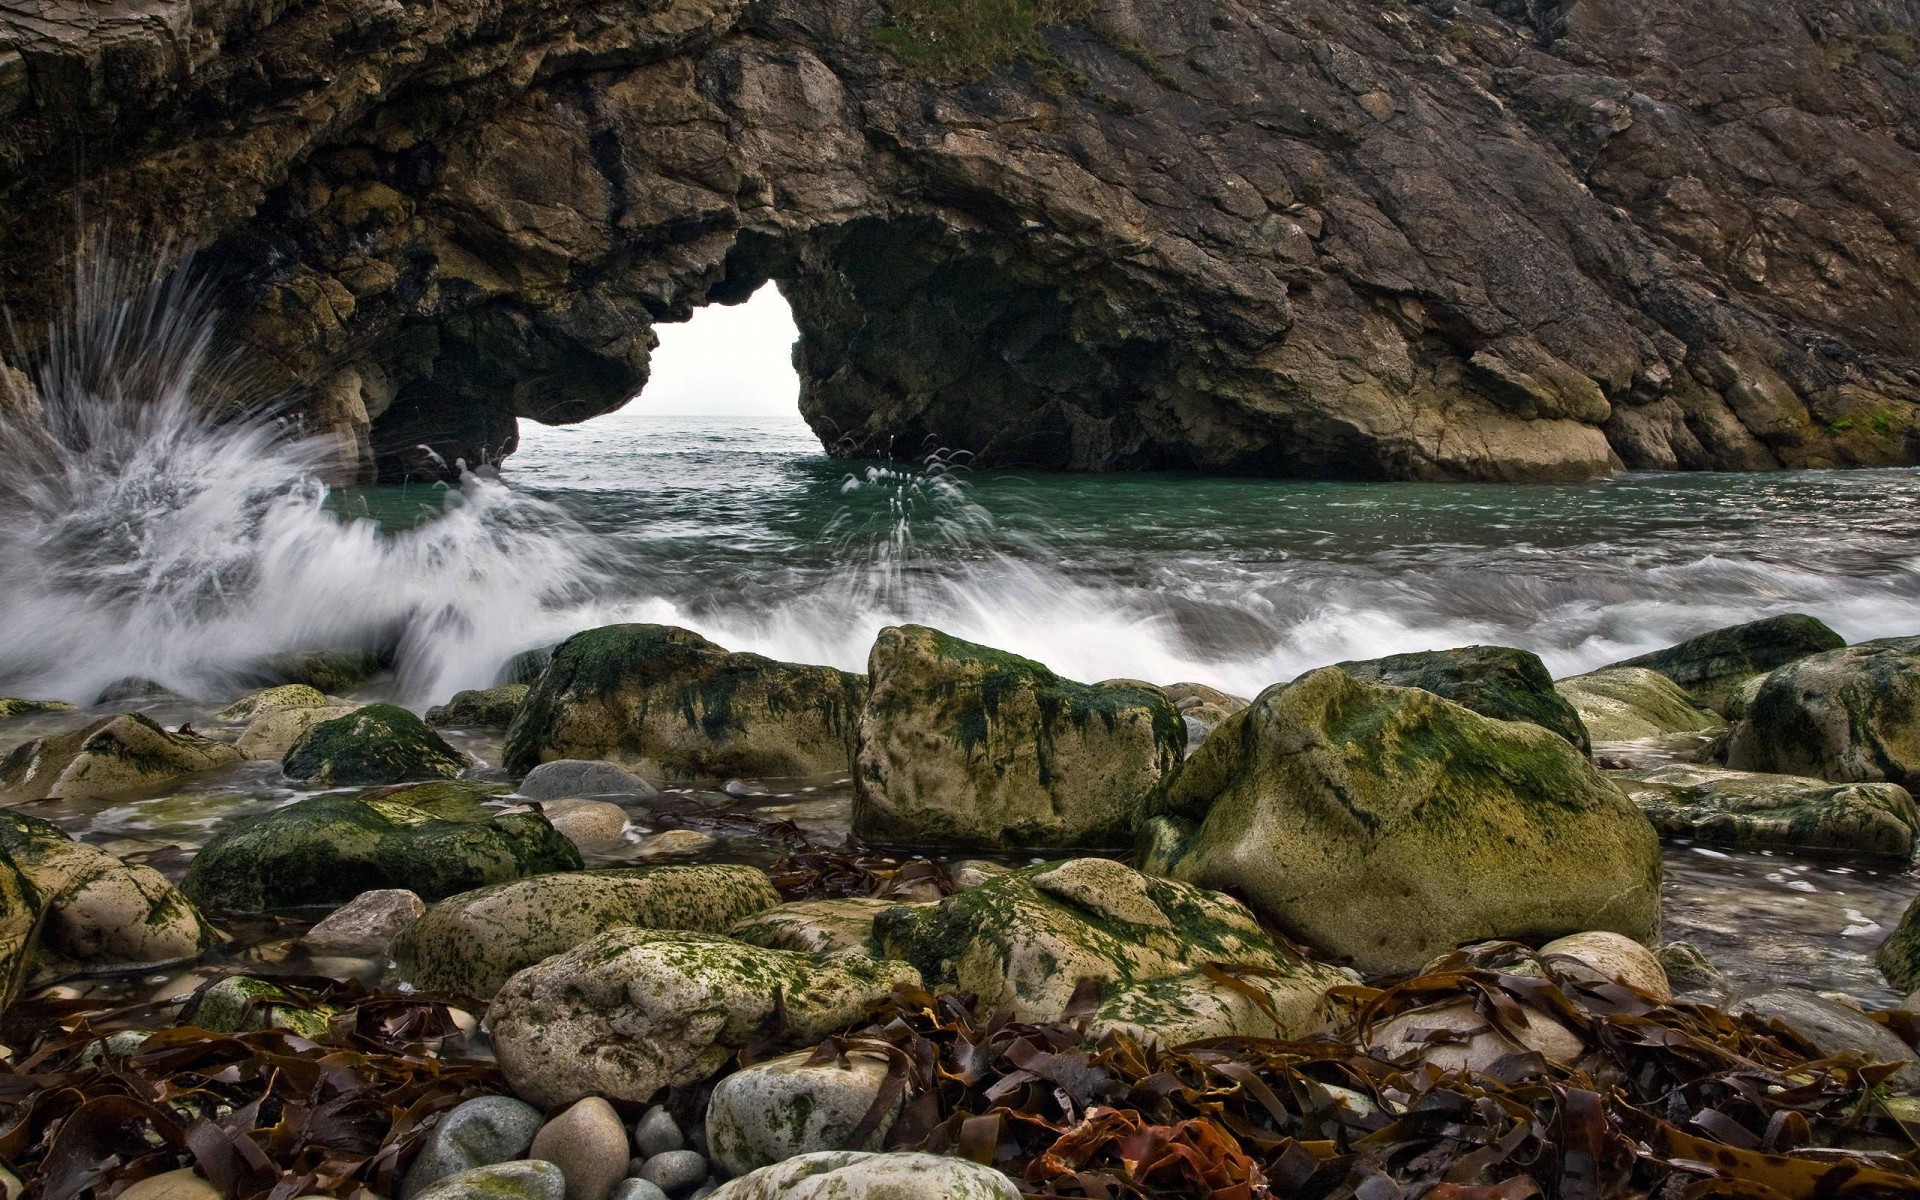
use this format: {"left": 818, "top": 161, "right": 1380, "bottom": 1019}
{"left": 0, "top": 714, "right": 243, "bottom": 802}
{"left": 282, "top": 704, "right": 469, "bottom": 786}
{"left": 503, "top": 624, "right": 864, "bottom": 781}
{"left": 1726, "top": 639, "right": 1920, "bottom": 785}
{"left": 1145, "top": 667, "right": 1660, "bottom": 976}
{"left": 487, "top": 928, "right": 919, "bottom": 1107}
{"left": 1337, "top": 644, "right": 1591, "bottom": 754}
{"left": 181, "top": 792, "right": 580, "bottom": 911}
{"left": 853, "top": 626, "right": 1183, "bottom": 848}
{"left": 0, "top": 812, "right": 210, "bottom": 970}
{"left": 1555, "top": 667, "right": 1726, "bottom": 743}
{"left": 1608, "top": 614, "right": 1845, "bottom": 714}
{"left": 426, "top": 685, "right": 529, "bottom": 729}
{"left": 1612, "top": 763, "right": 1918, "bottom": 857}
{"left": 391, "top": 865, "right": 781, "bottom": 998}
{"left": 873, "top": 857, "right": 1345, "bottom": 1043}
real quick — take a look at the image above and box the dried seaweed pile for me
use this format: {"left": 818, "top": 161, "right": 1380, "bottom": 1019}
{"left": 0, "top": 983, "right": 499, "bottom": 1200}
{"left": 802, "top": 952, "right": 1920, "bottom": 1199}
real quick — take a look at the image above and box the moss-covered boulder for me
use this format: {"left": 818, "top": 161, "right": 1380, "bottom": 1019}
{"left": 1725, "top": 640, "right": 1920, "bottom": 785}
{"left": 1145, "top": 668, "right": 1661, "bottom": 976}
{"left": 392, "top": 865, "right": 780, "bottom": 998}
{"left": 1555, "top": 667, "right": 1727, "bottom": 743}
{"left": 0, "top": 851, "right": 38, "bottom": 1010}
{"left": 0, "top": 698, "right": 76, "bottom": 720}
{"left": 0, "top": 714, "right": 243, "bottom": 802}
{"left": 252, "top": 649, "right": 384, "bottom": 693}
{"left": 1607, "top": 614, "right": 1845, "bottom": 714}
{"left": 729, "top": 897, "right": 906, "bottom": 959}
{"left": 282, "top": 704, "right": 469, "bottom": 787}
{"left": 874, "top": 857, "right": 1344, "bottom": 1041}
{"left": 1612, "top": 763, "right": 1918, "bottom": 856}
{"left": 487, "top": 928, "right": 919, "bottom": 1106}
{"left": 215, "top": 684, "right": 331, "bottom": 723}
{"left": 1879, "top": 896, "right": 1920, "bottom": 993}
{"left": 181, "top": 792, "right": 580, "bottom": 911}
{"left": 1338, "top": 645, "right": 1591, "bottom": 754}
{"left": 853, "top": 626, "right": 1183, "bottom": 849}
{"left": 502, "top": 624, "right": 864, "bottom": 781}
{"left": 182, "top": 975, "right": 335, "bottom": 1039}
{"left": 238, "top": 704, "right": 357, "bottom": 759}
{"left": 427, "top": 685, "right": 529, "bottom": 729}
{"left": 0, "top": 812, "right": 210, "bottom": 970}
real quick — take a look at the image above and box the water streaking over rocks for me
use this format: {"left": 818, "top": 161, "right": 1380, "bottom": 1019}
{"left": 494, "top": 409, "right": 1920, "bottom": 700}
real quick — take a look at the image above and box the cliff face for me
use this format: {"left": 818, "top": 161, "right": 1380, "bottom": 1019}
{"left": 3, "top": 0, "right": 1919, "bottom": 482}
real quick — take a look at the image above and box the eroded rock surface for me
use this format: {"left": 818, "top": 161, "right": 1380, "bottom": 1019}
{"left": 6, "top": 0, "right": 1918, "bottom": 483}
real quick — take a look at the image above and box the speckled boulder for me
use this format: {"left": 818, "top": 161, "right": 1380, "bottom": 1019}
{"left": 1608, "top": 614, "right": 1845, "bottom": 714}
{"left": 503, "top": 624, "right": 864, "bottom": 781}
{"left": 487, "top": 929, "right": 918, "bottom": 1107}
{"left": 392, "top": 865, "right": 781, "bottom": 998}
{"left": 0, "top": 714, "right": 243, "bottom": 802}
{"left": 874, "top": 857, "right": 1344, "bottom": 1040}
{"left": 1726, "top": 639, "right": 1920, "bottom": 785}
{"left": 427, "top": 685, "right": 530, "bottom": 730}
{"left": 216, "top": 684, "right": 331, "bottom": 723}
{"left": 1146, "top": 668, "right": 1661, "bottom": 975}
{"left": 1555, "top": 667, "right": 1726, "bottom": 743}
{"left": 706, "top": 1049, "right": 900, "bottom": 1178}
{"left": 853, "top": 626, "right": 1184, "bottom": 849}
{"left": 1611, "top": 763, "right": 1919, "bottom": 856}
{"left": 729, "top": 898, "right": 904, "bottom": 959}
{"left": 0, "top": 811, "right": 210, "bottom": 969}
{"left": 182, "top": 793, "right": 580, "bottom": 911}
{"left": 706, "top": 1151, "right": 1020, "bottom": 1200}
{"left": 1338, "top": 644, "right": 1591, "bottom": 753}
{"left": 184, "top": 975, "right": 335, "bottom": 1039}
{"left": 283, "top": 704, "right": 470, "bottom": 786}
{"left": 238, "top": 704, "right": 358, "bottom": 759}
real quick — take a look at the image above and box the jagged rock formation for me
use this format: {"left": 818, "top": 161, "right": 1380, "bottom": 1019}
{"left": 2, "top": 0, "right": 1918, "bottom": 481}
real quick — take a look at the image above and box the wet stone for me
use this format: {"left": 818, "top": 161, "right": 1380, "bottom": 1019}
{"left": 530, "top": 1097, "right": 630, "bottom": 1200}
{"left": 636, "top": 1150, "right": 707, "bottom": 1195}
{"left": 402, "top": 1096, "right": 545, "bottom": 1199}
{"left": 634, "top": 1107, "right": 685, "bottom": 1159}
{"left": 412, "top": 1161, "right": 566, "bottom": 1200}
{"left": 520, "top": 759, "right": 658, "bottom": 801}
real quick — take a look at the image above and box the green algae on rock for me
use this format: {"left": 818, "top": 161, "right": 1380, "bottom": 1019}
{"left": 1555, "top": 666, "right": 1727, "bottom": 743}
{"left": 873, "top": 857, "right": 1344, "bottom": 1041}
{"left": 502, "top": 624, "right": 864, "bottom": 781}
{"left": 392, "top": 865, "right": 781, "bottom": 998}
{"left": 1611, "top": 762, "right": 1919, "bottom": 856}
{"left": 181, "top": 792, "right": 580, "bottom": 911}
{"left": 282, "top": 704, "right": 470, "bottom": 786}
{"left": 853, "top": 625, "right": 1183, "bottom": 849}
{"left": 0, "top": 713, "right": 243, "bottom": 802}
{"left": 487, "top": 927, "right": 919, "bottom": 1107}
{"left": 215, "top": 684, "right": 331, "bottom": 723}
{"left": 1147, "top": 667, "right": 1661, "bottom": 976}
{"left": 0, "top": 698, "right": 76, "bottom": 720}
{"left": 1608, "top": 613, "right": 1846, "bottom": 714}
{"left": 252, "top": 649, "right": 384, "bottom": 693}
{"left": 0, "top": 810, "right": 210, "bottom": 971}
{"left": 1338, "top": 644, "right": 1592, "bottom": 754}
{"left": 0, "top": 850, "right": 37, "bottom": 1011}
{"left": 427, "top": 685, "right": 530, "bottom": 729}
{"left": 183, "top": 974, "right": 336, "bottom": 1040}
{"left": 1726, "top": 639, "right": 1920, "bottom": 785}
{"left": 707, "top": 1151, "right": 1020, "bottom": 1200}
{"left": 705, "top": 1048, "right": 901, "bottom": 1178}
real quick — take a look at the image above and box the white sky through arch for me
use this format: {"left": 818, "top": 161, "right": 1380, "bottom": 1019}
{"left": 629, "top": 282, "right": 801, "bottom": 417}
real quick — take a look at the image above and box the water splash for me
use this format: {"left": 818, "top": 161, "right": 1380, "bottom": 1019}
{"left": 0, "top": 256, "right": 614, "bottom": 706}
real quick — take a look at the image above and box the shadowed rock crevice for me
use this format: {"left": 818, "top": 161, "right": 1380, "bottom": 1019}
{"left": 3, "top": 0, "right": 1919, "bottom": 481}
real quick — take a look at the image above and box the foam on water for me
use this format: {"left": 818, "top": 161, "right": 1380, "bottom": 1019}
{"left": 7, "top": 260, "right": 1920, "bottom": 709}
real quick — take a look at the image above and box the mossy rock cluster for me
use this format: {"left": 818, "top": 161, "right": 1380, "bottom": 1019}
{"left": 1145, "top": 667, "right": 1661, "bottom": 976}
{"left": 181, "top": 792, "right": 581, "bottom": 911}
{"left": 392, "top": 864, "right": 781, "bottom": 998}
{"left": 1611, "top": 763, "right": 1918, "bottom": 857}
{"left": 853, "top": 625, "right": 1184, "bottom": 849}
{"left": 486, "top": 928, "right": 920, "bottom": 1107}
{"left": 502, "top": 624, "right": 865, "bottom": 782}
{"left": 873, "top": 857, "right": 1345, "bottom": 1041}
{"left": 1609, "top": 613, "right": 1845, "bottom": 714}
{"left": 1555, "top": 667, "right": 1726, "bottom": 743}
{"left": 1338, "top": 644, "right": 1592, "bottom": 754}
{"left": 251, "top": 649, "right": 384, "bottom": 693}
{"left": 282, "top": 704, "right": 470, "bottom": 787}
{"left": 0, "top": 713, "right": 243, "bottom": 802}
{"left": 1726, "top": 639, "right": 1920, "bottom": 785}
{"left": 0, "top": 698, "right": 76, "bottom": 720}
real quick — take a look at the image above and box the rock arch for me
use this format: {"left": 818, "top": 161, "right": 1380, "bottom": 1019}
{"left": 3, "top": 0, "right": 1918, "bottom": 482}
